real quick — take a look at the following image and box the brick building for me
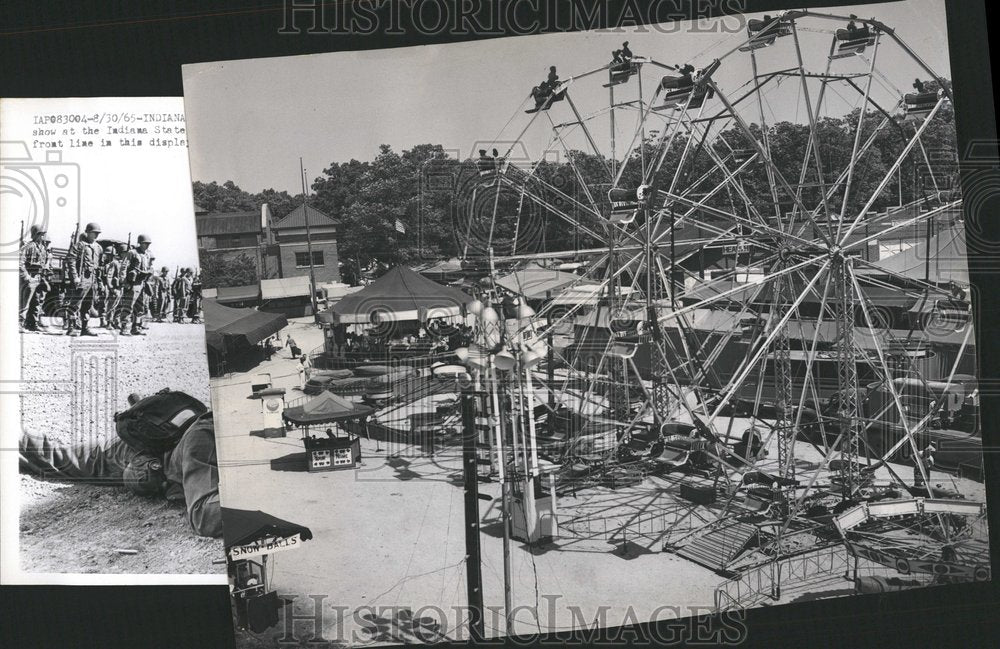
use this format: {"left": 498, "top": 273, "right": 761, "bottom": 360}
{"left": 194, "top": 202, "right": 341, "bottom": 285}
{"left": 271, "top": 204, "right": 341, "bottom": 284}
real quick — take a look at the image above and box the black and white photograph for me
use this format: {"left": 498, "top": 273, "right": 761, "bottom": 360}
{"left": 181, "top": 1, "right": 989, "bottom": 644}
{"left": 0, "top": 97, "right": 224, "bottom": 581}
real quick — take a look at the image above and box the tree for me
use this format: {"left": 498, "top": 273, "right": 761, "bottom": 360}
{"left": 192, "top": 181, "right": 256, "bottom": 213}
{"left": 200, "top": 251, "right": 259, "bottom": 288}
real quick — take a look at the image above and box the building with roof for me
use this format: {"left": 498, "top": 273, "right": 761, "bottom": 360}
{"left": 195, "top": 207, "right": 274, "bottom": 277}
{"left": 271, "top": 204, "right": 341, "bottom": 284}
{"left": 195, "top": 202, "right": 343, "bottom": 313}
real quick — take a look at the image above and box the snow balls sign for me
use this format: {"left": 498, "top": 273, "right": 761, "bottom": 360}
{"left": 228, "top": 534, "right": 303, "bottom": 561}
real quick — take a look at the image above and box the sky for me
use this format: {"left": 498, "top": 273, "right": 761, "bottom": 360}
{"left": 181, "top": 0, "right": 952, "bottom": 194}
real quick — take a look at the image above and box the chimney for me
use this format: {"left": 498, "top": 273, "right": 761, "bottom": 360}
{"left": 261, "top": 203, "right": 274, "bottom": 244}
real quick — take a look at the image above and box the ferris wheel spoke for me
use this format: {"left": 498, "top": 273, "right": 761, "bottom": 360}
{"left": 703, "top": 258, "right": 832, "bottom": 429}
{"left": 840, "top": 96, "right": 949, "bottom": 243}
{"left": 705, "top": 77, "right": 837, "bottom": 250}
{"left": 790, "top": 107, "right": 899, "bottom": 242}
{"left": 844, "top": 199, "right": 960, "bottom": 254}
{"left": 848, "top": 264, "right": 932, "bottom": 483}
{"left": 789, "top": 19, "right": 835, "bottom": 226}
{"left": 659, "top": 192, "right": 812, "bottom": 251}
{"left": 837, "top": 37, "right": 883, "bottom": 227}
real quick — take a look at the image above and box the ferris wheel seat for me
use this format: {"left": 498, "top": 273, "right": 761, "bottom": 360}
{"left": 655, "top": 86, "right": 713, "bottom": 111}
{"left": 836, "top": 26, "right": 873, "bottom": 42}
{"left": 609, "top": 208, "right": 637, "bottom": 224}
{"left": 831, "top": 36, "right": 875, "bottom": 59}
{"left": 746, "top": 17, "right": 792, "bottom": 38}
{"left": 738, "top": 37, "right": 776, "bottom": 52}
{"left": 903, "top": 91, "right": 939, "bottom": 118}
{"left": 730, "top": 149, "right": 757, "bottom": 164}
{"left": 525, "top": 89, "right": 566, "bottom": 114}
{"left": 604, "top": 61, "right": 640, "bottom": 87}
{"left": 476, "top": 158, "right": 500, "bottom": 176}
{"left": 739, "top": 18, "right": 791, "bottom": 51}
{"left": 659, "top": 75, "right": 693, "bottom": 92}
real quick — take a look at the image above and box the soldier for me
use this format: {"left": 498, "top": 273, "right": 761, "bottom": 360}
{"left": 65, "top": 222, "right": 105, "bottom": 337}
{"left": 172, "top": 267, "right": 191, "bottom": 323}
{"left": 120, "top": 234, "right": 154, "bottom": 336}
{"left": 103, "top": 244, "right": 127, "bottom": 330}
{"left": 153, "top": 267, "right": 171, "bottom": 323}
{"left": 187, "top": 270, "right": 203, "bottom": 324}
{"left": 18, "top": 391, "right": 222, "bottom": 538}
{"left": 19, "top": 224, "right": 51, "bottom": 333}
{"left": 142, "top": 256, "right": 158, "bottom": 327}
{"left": 96, "top": 245, "right": 115, "bottom": 328}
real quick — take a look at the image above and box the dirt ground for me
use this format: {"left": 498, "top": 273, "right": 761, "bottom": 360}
{"left": 17, "top": 322, "right": 224, "bottom": 575}
{"left": 213, "top": 319, "right": 990, "bottom": 648}
{"left": 214, "top": 320, "right": 721, "bottom": 647}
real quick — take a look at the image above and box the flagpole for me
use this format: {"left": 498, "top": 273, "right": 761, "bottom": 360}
{"left": 300, "top": 157, "right": 320, "bottom": 324}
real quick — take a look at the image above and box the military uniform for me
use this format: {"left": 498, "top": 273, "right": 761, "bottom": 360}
{"left": 65, "top": 233, "right": 105, "bottom": 335}
{"left": 173, "top": 272, "right": 191, "bottom": 323}
{"left": 187, "top": 276, "right": 203, "bottom": 323}
{"left": 102, "top": 255, "right": 125, "bottom": 330}
{"left": 153, "top": 272, "right": 171, "bottom": 322}
{"left": 121, "top": 245, "right": 153, "bottom": 335}
{"left": 18, "top": 412, "right": 222, "bottom": 538}
{"left": 19, "top": 236, "right": 50, "bottom": 331}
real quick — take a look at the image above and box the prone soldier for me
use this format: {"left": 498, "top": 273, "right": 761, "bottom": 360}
{"left": 64, "top": 222, "right": 105, "bottom": 337}
{"left": 19, "top": 224, "right": 51, "bottom": 333}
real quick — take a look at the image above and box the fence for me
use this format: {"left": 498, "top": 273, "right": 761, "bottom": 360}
{"left": 715, "top": 545, "right": 853, "bottom": 612}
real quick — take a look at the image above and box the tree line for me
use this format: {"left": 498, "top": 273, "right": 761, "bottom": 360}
{"left": 194, "top": 88, "right": 956, "bottom": 287}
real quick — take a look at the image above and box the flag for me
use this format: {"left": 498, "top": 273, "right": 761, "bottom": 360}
{"left": 394, "top": 217, "right": 406, "bottom": 234}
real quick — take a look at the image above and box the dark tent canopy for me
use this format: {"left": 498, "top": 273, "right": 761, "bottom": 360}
{"left": 322, "top": 266, "right": 469, "bottom": 324}
{"left": 214, "top": 284, "right": 261, "bottom": 305}
{"left": 282, "top": 391, "right": 375, "bottom": 426}
{"left": 204, "top": 299, "right": 288, "bottom": 354}
{"left": 221, "top": 507, "right": 314, "bottom": 551}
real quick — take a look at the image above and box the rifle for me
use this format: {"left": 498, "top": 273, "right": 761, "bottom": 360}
{"left": 66, "top": 220, "right": 81, "bottom": 286}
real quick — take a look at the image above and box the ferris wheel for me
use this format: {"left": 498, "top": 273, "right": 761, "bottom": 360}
{"left": 462, "top": 8, "right": 985, "bottom": 577}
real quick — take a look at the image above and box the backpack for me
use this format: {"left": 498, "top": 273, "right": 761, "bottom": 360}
{"left": 114, "top": 389, "right": 209, "bottom": 454}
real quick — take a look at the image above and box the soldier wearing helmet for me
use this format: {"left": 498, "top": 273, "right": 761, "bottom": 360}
{"left": 187, "top": 269, "right": 203, "bottom": 324}
{"left": 120, "top": 234, "right": 154, "bottom": 336}
{"left": 101, "top": 243, "right": 126, "bottom": 330}
{"left": 172, "top": 267, "right": 192, "bottom": 323}
{"left": 64, "top": 222, "right": 105, "bottom": 336}
{"left": 95, "top": 244, "right": 115, "bottom": 328}
{"left": 153, "top": 266, "right": 172, "bottom": 323}
{"left": 19, "top": 224, "right": 51, "bottom": 333}
{"left": 19, "top": 390, "right": 222, "bottom": 538}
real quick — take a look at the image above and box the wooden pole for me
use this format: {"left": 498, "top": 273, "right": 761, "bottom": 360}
{"left": 299, "top": 158, "right": 320, "bottom": 324}
{"left": 460, "top": 389, "right": 485, "bottom": 642}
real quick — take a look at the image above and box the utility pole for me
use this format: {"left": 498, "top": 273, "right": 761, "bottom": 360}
{"left": 299, "top": 158, "right": 320, "bottom": 324}
{"left": 460, "top": 389, "right": 485, "bottom": 642}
